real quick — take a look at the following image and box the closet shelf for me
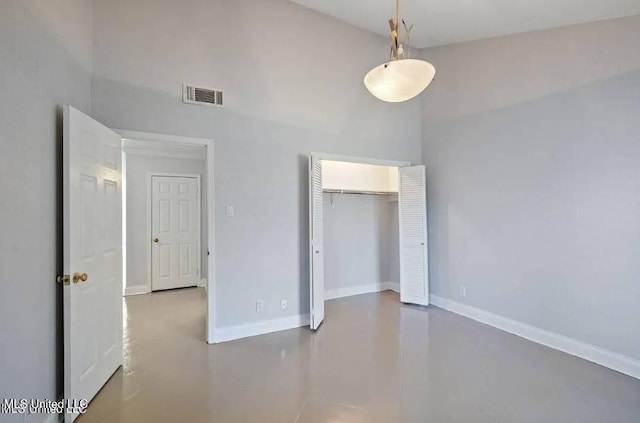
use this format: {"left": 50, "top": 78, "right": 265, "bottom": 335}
{"left": 323, "top": 189, "right": 397, "bottom": 196}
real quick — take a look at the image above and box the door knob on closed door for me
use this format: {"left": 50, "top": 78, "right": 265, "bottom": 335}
{"left": 153, "top": 238, "right": 159, "bottom": 243}
{"left": 73, "top": 273, "right": 88, "bottom": 283}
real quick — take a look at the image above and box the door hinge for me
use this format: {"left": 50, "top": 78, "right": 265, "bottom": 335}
{"left": 56, "top": 275, "right": 70, "bottom": 285}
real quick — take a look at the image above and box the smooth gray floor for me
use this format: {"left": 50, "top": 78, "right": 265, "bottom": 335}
{"left": 78, "top": 288, "right": 640, "bottom": 422}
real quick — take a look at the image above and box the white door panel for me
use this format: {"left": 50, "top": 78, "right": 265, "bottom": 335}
{"left": 63, "top": 105, "right": 123, "bottom": 422}
{"left": 309, "top": 156, "right": 325, "bottom": 329}
{"left": 151, "top": 176, "right": 199, "bottom": 291}
{"left": 399, "top": 165, "right": 429, "bottom": 306}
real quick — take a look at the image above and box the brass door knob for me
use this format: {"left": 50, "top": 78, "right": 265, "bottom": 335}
{"left": 153, "top": 238, "right": 159, "bottom": 243}
{"left": 73, "top": 273, "right": 88, "bottom": 283}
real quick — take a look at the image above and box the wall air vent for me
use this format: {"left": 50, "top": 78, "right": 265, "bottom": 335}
{"left": 183, "top": 84, "right": 223, "bottom": 107}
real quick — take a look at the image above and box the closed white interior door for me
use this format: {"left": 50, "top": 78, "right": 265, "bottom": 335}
{"left": 399, "top": 165, "right": 429, "bottom": 306}
{"left": 151, "top": 176, "right": 200, "bottom": 291}
{"left": 63, "top": 106, "right": 123, "bottom": 422}
{"left": 309, "top": 156, "right": 325, "bottom": 329}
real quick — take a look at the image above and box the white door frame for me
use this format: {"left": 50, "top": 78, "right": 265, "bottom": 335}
{"left": 310, "top": 152, "right": 411, "bottom": 168}
{"left": 148, "top": 172, "right": 202, "bottom": 292}
{"left": 117, "top": 130, "right": 217, "bottom": 344}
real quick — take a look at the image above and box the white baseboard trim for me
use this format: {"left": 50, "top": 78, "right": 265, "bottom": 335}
{"left": 199, "top": 278, "right": 206, "bottom": 288}
{"left": 42, "top": 411, "right": 62, "bottom": 423}
{"left": 430, "top": 295, "right": 640, "bottom": 380}
{"left": 124, "top": 286, "right": 149, "bottom": 296}
{"left": 214, "top": 286, "right": 401, "bottom": 343}
{"left": 325, "top": 282, "right": 399, "bottom": 300}
{"left": 325, "top": 283, "right": 384, "bottom": 300}
{"left": 384, "top": 281, "right": 400, "bottom": 293}
{"left": 215, "top": 313, "right": 310, "bottom": 343}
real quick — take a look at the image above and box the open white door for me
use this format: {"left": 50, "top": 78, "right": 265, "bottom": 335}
{"left": 309, "top": 155, "right": 325, "bottom": 329}
{"left": 399, "top": 165, "right": 429, "bottom": 306}
{"left": 63, "top": 106, "right": 123, "bottom": 422}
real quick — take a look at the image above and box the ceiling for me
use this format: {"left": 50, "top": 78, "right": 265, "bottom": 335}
{"left": 291, "top": 0, "right": 640, "bottom": 48}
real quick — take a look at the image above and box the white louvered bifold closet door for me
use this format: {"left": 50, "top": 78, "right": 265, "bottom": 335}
{"left": 309, "top": 156, "right": 325, "bottom": 329}
{"left": 399, "top": 165, "right": 429, "bottom": 306}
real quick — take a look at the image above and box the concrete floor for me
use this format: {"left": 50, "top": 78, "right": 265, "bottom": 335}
{"left": 78, "top": 288, "right": 640, "bottom": 422}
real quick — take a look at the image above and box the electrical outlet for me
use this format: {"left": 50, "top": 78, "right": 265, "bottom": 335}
{"left": 458, "top": 286, "right": 467, "bottom": 298}
{"left": 226, "top": 205, "right": 234, "bottom": 217}
{"left": 256, "top": 299, "right": 264, "bottom": 312}
{"left": 280, "top": 299, "right": 288, "bottom": 310}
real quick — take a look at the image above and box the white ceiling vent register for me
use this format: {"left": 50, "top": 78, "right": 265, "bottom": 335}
{"left": 182, "top": 84, "right": 223, "bottom": 107}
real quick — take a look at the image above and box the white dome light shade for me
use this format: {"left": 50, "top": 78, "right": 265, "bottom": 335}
{"left": 364, "top": 59, "right": 436, "bottom": 103}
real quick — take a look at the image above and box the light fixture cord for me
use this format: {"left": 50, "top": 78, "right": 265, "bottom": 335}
{"left": 395, "top": 0, "right": 400, "bottom": 59}
{"left": 389, "top": 0, "right": 411, "bottom": 61}
{"left": 396, "top": 0, "right": 399, "bottom": 33}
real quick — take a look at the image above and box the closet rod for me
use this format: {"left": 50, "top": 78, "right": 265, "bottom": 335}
{"left": 323, "top": 189, "right": 397, "bottom": 196}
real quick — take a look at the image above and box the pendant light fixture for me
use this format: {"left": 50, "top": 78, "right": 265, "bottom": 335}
{"left": 364, "top": 0, "right": 436, "bottom": 103}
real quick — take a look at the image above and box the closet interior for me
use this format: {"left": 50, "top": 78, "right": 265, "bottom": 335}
{"left": 322, "top": 160, "right": 400, "bottom": 301}
{"left": 309, "top": 154, "right": 429, "bottom": 330}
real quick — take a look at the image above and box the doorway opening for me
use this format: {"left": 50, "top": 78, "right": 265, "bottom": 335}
{"left": 119, "top": 130, "right": 216, "bottom": 344}
{"left": 62, "top": 108, "right": 217, "bottom": 423}
{"left": 308, "top": 153, "right": 429, "bottom": 330}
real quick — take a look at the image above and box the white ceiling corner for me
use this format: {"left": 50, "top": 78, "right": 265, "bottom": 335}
{"left": 291, "top": 0, "right": 640, "bottom": 48}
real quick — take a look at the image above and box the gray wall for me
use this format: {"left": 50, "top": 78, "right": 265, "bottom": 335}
{"left": 421, "top": 15, "right": 640, "bottom": 360}
{"left": 323, "top": 193, "right": 397, "bottom": 293}
{"left": 0, "top": 0, "right": 93, "bottom": 419}
{"left": 124, "top": 153, "right": 208, "bottom": 292}
{"left": 91, "top": 0, "right": 423, "bottom": 328}
{"left": 388, "top": 200, "right": 400, "bottom": 284}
